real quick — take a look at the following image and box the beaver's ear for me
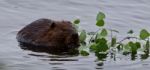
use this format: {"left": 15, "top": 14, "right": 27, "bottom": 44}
{"left": 49, "top": 21, "right": 56, "bottom": 28}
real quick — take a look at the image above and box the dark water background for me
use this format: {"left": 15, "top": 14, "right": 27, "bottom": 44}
{"left": 0, "top": 0, "right": 150, "bottom": 70}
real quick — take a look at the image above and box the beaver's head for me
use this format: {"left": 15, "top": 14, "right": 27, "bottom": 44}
{"left": 47, "top": 20, "right": 80, "bottom": 49}
{"left": 65, "top": 33, "right": 80, "bottom": 49}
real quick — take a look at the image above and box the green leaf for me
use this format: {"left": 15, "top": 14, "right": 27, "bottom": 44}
{"left": 128, "top": 42, "right": 140, "bottom": 54}
{"left": 111, "top": 37, "right": 117, "bottom": 47}
{"left": 79, "top": 30, "right": 86, "bottom": 43}
{"left": 96, "top": 19, "right": 105, "bottom": 27}
{"left": 95, "top": 38, "right": 107, "bottom": 44}
{"left": 96, "top": 12, "right": 105, "bottom": 21}
{"left": 73, "top": 19, "right": 80, "bottom": 24}
{"left": 123, "top": 43, "right": 130, "bottom": 52}
{"left": 100, "top": 29, "right": 108, "bottom": 37}
{"left": 96, "top": 43, "right": 108, "bottom": 52}
{"left": 90, "top": 43, "right": 97, "bottom": 52}
{"left": 128, "top": 42, "right": 136, "bottom": 52}
{"left": 95, "top": 52, "right": 107, "bottom": 61}
{"left": 80, "top": 50, "right": 89, "bottom": 56}
{"left": 135, "top": 42, "right": 141, "bottom": 48}
{"left": 96, "top": 12, "right": 106, "bottom": 27}
{"left": 95, "top": 38, "right": 109, "bottom": 52}
{"left": 140, "top": 29, "right": 150, "bottom": 40}
{"left": 127, "top": 30, "right": 134, "bottom": 34}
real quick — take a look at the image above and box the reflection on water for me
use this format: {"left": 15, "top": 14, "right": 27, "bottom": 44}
{"left": 1, "top": 0, "right": 150, "bottom": 70}
{"left": 141, "top": 52, "right": 149, "bottom": 60}
{"left": 29, "top": 53, "right": 79, "bottom": 70}
{"left": 28, "top": 53, "right": 78, "bottom": 62}
{"left": 18, "top": 42, "right": 79, "bottom": 55}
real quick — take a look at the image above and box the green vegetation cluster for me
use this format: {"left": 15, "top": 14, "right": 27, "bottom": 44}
{"left": 73, "top": 12, "right": 150, "bottom": 61}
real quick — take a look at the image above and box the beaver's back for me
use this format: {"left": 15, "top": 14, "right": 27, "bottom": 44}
{"left": 17, "top": 19, "right": 52, "bottom": 45}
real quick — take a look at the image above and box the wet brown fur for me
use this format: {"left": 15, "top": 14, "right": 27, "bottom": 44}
{"left": 17, "top": 18, "right": 80, "bottom": 53}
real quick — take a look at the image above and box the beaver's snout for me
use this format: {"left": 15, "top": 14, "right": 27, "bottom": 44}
{"left": 66, "top": 33, "right": 80, "bottom": 49}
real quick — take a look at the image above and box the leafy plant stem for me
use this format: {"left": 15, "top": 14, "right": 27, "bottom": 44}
{"left": 117, "top": 36, "right": 142, "bottom": 44}
{"left": 89, "top": 28, "right": 101, "bottom": 44}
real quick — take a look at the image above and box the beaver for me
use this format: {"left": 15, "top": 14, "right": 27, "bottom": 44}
{"left": 17, "top": 18, "right": 80, "bottom": 54}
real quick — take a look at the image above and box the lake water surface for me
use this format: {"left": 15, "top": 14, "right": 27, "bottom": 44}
{"left": 0, "top": 0, "right": 150, "bottom": 70}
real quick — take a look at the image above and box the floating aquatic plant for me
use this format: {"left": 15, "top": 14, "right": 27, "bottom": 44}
{"left": 73, "top": 11, "right": 150, "bottom": 61}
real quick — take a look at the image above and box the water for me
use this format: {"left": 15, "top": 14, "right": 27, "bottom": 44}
{"left": 0, "top": 0, "right": 150, "bottom": 70}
